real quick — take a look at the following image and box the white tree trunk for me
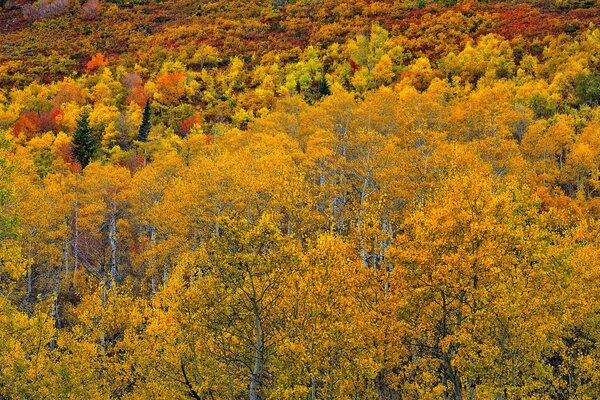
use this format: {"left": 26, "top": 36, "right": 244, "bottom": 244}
{"left": 108, "top": 212, "right": 117, "bottom": 284}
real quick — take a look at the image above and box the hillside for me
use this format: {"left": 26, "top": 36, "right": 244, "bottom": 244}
{"left": 1, "top": 0, "right": 599, "bottom": 85}
{"left": 0, "top": 0, "right": 600, "bottom": 399}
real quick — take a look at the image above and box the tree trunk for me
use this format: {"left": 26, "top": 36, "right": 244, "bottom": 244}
{"left": 63, "top": 239, "right": 69, "bottom": 277}
{"left": 309, "top": 344, "right": 317, "bottom": 400}
{"left": 50, "top": 267, "right": 61, "bottom": 350}
{"left": 26, "top": 264, "right": 32, "bottom": 299}
{"left": 442, "top": 356, "right": 463, "bottom": 400}
{"left": 73, "top": 180, "right": 79, "bottom": 285}
{"left": 150, "top": 225, "right": 157, "bottom": 296}
{"left": 249, "top": 303, "right": 263, "bottom": 400}
{"left": 108, "top": 212, "right": 118, "bottom": 284}
{"left": 468, "top": 377, "right": 476, "bottom": 400}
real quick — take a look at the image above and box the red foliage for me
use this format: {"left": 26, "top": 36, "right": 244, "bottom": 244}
{"left": 118, "top": 152, "right": 144, "bottom": 173}
{"left": 53, "top": 81, "right": 86, "bottom": 106}
{"left": 13, "top": 108, "right": 64, "bottom": 139}
{"left": 179, "top": 113, "right": 202, "bottom": 137}
{"left": 57, "top": 142, "right": 81, "bottom": 172}
{"left": 22, "top": 0, "right": 70, "bottom": 22}
{"left": 121, "top": 72, "right": 149, "bottom": 106}
{"left": 128, "top": 86, "right": 149, "bottom": 107}
{"left": 81, "top": 0, "right": 100, "bottom": 20}
{"left": 50, "top": 107, "right": 64, "bottom": 121}
{"left": 13, "top": 111, "right": 42, "bottom": 139}
{"left": 39, "top": 108, "right": 63, "bottom": 132}
{"left": 121, "top": 72, "right": 143, "bottom": 89}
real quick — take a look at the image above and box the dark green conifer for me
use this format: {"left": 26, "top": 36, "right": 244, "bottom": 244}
{"left": 136, "top": 101, "right": 152, "bottom": 142}
{"left": 319, "top": 75, "right": 331, "bottom": 97}
{"left": 71, "top": 108, "right": 98, "bottom": 169}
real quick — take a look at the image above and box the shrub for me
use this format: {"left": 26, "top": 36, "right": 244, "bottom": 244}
{"left": 22, "top": 0, "right": 70, "bottom": 21}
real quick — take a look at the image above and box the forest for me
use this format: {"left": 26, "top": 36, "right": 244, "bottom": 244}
{"left": 0, "top": 0, "right": 600, "bottom": 398}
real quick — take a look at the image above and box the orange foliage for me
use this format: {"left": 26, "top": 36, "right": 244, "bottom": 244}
{"left": 128, "top": 86, "right": 150, "bottom": 107}
{"left": 179, "top": 113, "right": 202, "bottom": 137}
{"left": 53, "top": 81, "right": 86, "bottom": 106}
{"left": 13, "top": 108, "right": 64, "bottom": 140}
{"left": 155, "top": 72, "right": 186, "bottom": 105}
{"left": 12, "top": 112, "right": 42, "bottom": 139}
{"left": 85, "top": 53, "right": 108, "bottom": 73}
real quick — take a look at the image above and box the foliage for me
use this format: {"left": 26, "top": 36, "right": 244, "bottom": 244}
{"left": 136, "top": 101, "right": 151, "bottom": 142}
{"left": 71, "top": 108, "right": 99, "bottom": 168}
{"left": 0, "top": 1, "right": 599, "bottom": 399}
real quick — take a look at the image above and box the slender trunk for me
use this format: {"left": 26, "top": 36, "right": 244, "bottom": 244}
{"left": 108, "top": 212, "right": 117, "bottom": 284}
{"left": 25, "top": 236, "right": 33, "bottom": 300}
{"left": 73, "top": 179, "right": 79, "bottom": 285}
{"left": 151, "top": 274, "right": 157, "bottom": 296}
{"left": 249, "top": 303, "right": 263, "bottom": 400}
{"left": 442, "top": 351, "right": 463, "bottom": 400}
{"left": 100, "top": 268, "right": 108, "bottom": 357}
{"left": 468, "top": 377, "right": 476, "bottom": 400}
{"left": 381, "top": 216, "right": 392, "bottom": 298}
{"left": 50, "top": 267, "right": 61, "bottom": 350}
{"left": 372, "top": 235, "right": 378, "bottom": 270}
{"left": 310, "top": 343, "right": 316, "bottom": 400}
{"left": 219, "top": 335, "right": 235, "bottom": 400}
{"left": 63, "top": 239, "right": 69, "bottom": 278}
{"left": 452, "top": 367, "right": 463, "bottom": 400}
{"left": 317, "top": 161, "right": 326, "bottom": 213}
{"left": 441, "top": 361, "right": 463, "bottom": 399}
{"left": 27, "top": 264, "right": 32, "bottom": 299}
{"left": 149, "top": 225, "right": 157, "bottom": 296}
{"left": 327, "top": 353, "right": 337, "bottom": 400}
{"left": 359, "top": 247, "right": 369, "bottom": 268}
{"left": 102, "top": 276, "right": 107, "bottom": 306}
{"left": 52, "top": 268, "right": 61, "bottom": 328}
{"left": 442, "top": 373, "right": 448, "bottom": 400}
{"left": 358, "top": 172, "right": 370, "bottom": 268}
{"left": 181, "top": 359, "right": 202, "bottom": 400}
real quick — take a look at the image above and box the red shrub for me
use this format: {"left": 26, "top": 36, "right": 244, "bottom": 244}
{"left": 22, "top": 0, "right": 70, "bottom": 21}
{"left": 82, "top": 0, "right": 100, "bottom": 20}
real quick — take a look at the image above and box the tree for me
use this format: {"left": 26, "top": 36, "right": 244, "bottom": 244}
{"left": 575, "top": 73, "right": 600, "bottom": 107}
{"left": 274, "top": 234, "right": 380, "bottom": 399}
{"left": 71, "top": 109, "right": 98, "bottom": 169}
{"left": 319, "top": 75, "right": 331, "bottom": 97}
{"left": 389, "top": 170, "right": 575, "bottom": 398}
{"left": 136, "top": 101, "right": 152, "bottom": 143}
{"left": 78, "top": 164, "right": 132, "bottom": 289}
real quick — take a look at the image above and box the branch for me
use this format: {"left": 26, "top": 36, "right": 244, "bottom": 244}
{"left": 181, "top": 359, "right": 202, "bottom": 400}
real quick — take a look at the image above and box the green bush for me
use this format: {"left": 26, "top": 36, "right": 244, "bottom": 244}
{"left": 575, "top": 73, "right": 600, "bottom": 107}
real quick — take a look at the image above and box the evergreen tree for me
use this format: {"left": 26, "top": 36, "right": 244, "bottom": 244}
{"left": 71, "top": 108, "right": 98, "bottom": 169}
{"left": 319, "top": 75, "right": 331, "bottom": 98}
{"left": 136, "top": 101, "right": 152, "bottom": 142}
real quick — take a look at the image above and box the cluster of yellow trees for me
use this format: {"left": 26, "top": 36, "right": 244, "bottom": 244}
{"left": 0, "top": 21, "right": 599, "bottom": 399}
